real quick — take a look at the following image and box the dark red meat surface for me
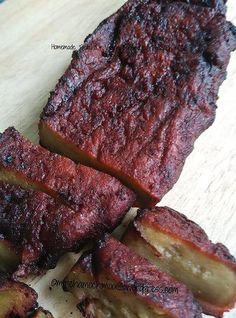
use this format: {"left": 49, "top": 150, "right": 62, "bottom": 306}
{"left": 70, "top": 235, "right": 202, "bottom": 318}
{"left": 0, "top": 182, "right": 94, "bottom": 276}
{"left": 0, "top": 128, "right": 135, "bottom": 275}
{"left": 122, "top": 206, "right": 236, "bottom": 316}
{"left": 133, "top": 206, "right": 236, "bottom": 271}
{"left": 40, "top": 0, "right": 236, "bottom": 206}
{"left": 0, "top": 273, "right": 38, "bottom": 316}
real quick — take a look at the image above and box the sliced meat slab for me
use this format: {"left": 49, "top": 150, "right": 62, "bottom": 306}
{"left": 122, "top": 206, "right": 236, "bottom": 317}
{"left": 0, "top": 128, "right": 135, "bottom": 275}
{"left": 40, "top": 0, "right": 236, "bottom": 206}
{"left": 65, "top": 234, "right": 202, "bottom": 318}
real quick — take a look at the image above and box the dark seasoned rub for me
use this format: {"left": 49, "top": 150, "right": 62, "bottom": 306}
{"left": 0, "top": 272, "right": 38, "bottom": 318}
{"left": 65, "top": 235, "right": 202, "bottom": 318}
{"left": 40, "top": 0, "right": 236, "bottom": 206}
{"left": 122, "top": 207, "right": 236, "bottom": 317}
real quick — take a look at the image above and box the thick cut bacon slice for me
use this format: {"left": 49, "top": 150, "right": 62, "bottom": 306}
{"left": 122, "top": 207, "right": 236, "bottom": 317}
{"left": 65, "top": 235, "right": 202, "bottom": 318}
{"left": 40, "top": 0, "right": 236, "bottom": 206}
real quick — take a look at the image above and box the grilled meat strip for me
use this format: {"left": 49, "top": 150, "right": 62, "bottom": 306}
{"left": 0, "top": 273, "right": 37, "bottom": 318}
{"left": 30, "top": 308, "right": 54, "bottom": 318}
{"left": 0, "top": 128, "right": 135, "bottom": 275}
{"left": 0, "top": 181, "right": 113, "bottom": 277}
{"left": 0, "top": 273, "right": 53, "bottom": 318}
{"left": 122, "top": 207, "right": 236, "bottom": 317}
{"left": 40, "top": 0, "right": 236, "bottom": 206}
{"left": 65, "top": 234, "right": 202, "bottom": 318}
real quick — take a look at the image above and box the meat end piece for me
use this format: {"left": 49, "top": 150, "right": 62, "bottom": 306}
{"left": 0, "top": 273, "right": 38, "bottom": 318}
{"left": 122, "top": 207, "right": 236, "bottom": 317}
{"left": 0, "top": 180, "right": 134, "bottom": 278}
{"left": 0, "top": 128, "right": 135, "bottom": 260}
{"left": 30, "top": 307, "right": 54, "bottom": 318}
{"left": 0, "top": 181, "right": 125, "bottom": 277}
{"left": 40, "top": 0, "right": 236, "bottom": 207}
{"left": 0, "top": 239, "right": 20, "bottom": 274}
{"left": 64, "top": 235, "right": 202, "bottom": 318}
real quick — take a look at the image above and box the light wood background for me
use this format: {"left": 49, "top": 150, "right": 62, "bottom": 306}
{"left": 0, "top": 0, "right": 235, "bottom": 317}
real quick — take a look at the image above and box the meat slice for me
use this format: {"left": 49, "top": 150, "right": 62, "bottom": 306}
{"left": 0, "top": 273, "right": 37, "bottom": 317}
{"left": 122, "top": 207, "right": 236, "bottom": 317}
{"left": 0, "top": 128, "right": 135, "bottom": 272}
{"left": 0, "top": 128, "right": 135, "bottom": 212}
{"left": 0, "top": 181, "right": 129, "bottom": 277}
{"left": 40, "top": 0, "right": 236, "bottom": 206}
{"left": 0, "top": 238, "right": 20, "bottom": 274}
{"left": 0, "top": 182, "right": 76, "bottom": 276}
{"left": 0, "top": 273, "right": 53, "bottom": 318}
{"left": 65, "top": 235, "right": 202, "bottom": 318}
{"left": 30, "top": 308, "right": 54, "bottom": 318}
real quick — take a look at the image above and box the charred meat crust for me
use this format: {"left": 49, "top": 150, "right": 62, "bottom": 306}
{"left": 122, "top": 207, "right": 236, "bottom": 316}
{"left": 96, "top": 236, "right": 202, "bottom": 318}
{"left": 40, "top": 0, "right": 236, "bottom": 207}
{"left": 0, "top": 182, "right": 91, "bottom": 276}
{"left": 40, "top": 0, "right": 230, "bottom": 118}
{"left": 0, "top": 127, "right": 135, "bottom": 215}
{"left": 29, "top": 307, "right": 54, "bottom": 318}
{"left": 134, "top": 207, "right": 236, "bottom": 271}
{"left": 0, "top": 273, "right": 38, "bottom": 317}
{"left": 40, "top": 9, "right": 121, "bottom": 119}
{"left": 0, "top": 128, "right": 135, "bottom": 274}
{"left": 69, "top": 235, "right": 202, "bottom": 318}
{"left": 0, "top": 274, "right": 53, "bottom": 317}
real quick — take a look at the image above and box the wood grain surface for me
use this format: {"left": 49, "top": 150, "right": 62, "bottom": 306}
{"left": 0, "top": 0, "right": 236, "bottom": 317}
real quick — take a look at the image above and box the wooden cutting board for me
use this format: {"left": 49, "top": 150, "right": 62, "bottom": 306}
{"left": 0, "top": 0, "right": 236, "bottom": 317}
